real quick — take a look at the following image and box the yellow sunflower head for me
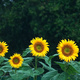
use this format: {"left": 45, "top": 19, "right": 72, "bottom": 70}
{"left": 8, "top": 53, "right": 23, "bottom": 68}
{"left": 29, "top": 37, "right": 49, "bottom": 57}
{"left": 57, "top": 39, "right": 79, "bottom": 62}
{"left": 0, "top": 41, "right": 8, "bottom": 57}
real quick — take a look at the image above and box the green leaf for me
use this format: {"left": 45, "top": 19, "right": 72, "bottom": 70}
{"left": 0, "top": 57, "right": 5, "bottom": 64}
{"left": 69, "top": 61, "right": 80, "bottom": 73}
{"left": 0, "top": 62, "right": 12, "bottom": 73}
{"left": 10, "top": 70, "right": 32, "bottom": 80}
{"left": 38, "top": 56, "right": 51, "bottom": 67}
{"left": 69, "top": 74, "right": 78, "bottom": 80}
{"left": 1, "top": 62, "right": 9, "bottom": 65}
{"left": 27, "top": 69, "right": 34, "bottom": 77}
{"left": 20, "top": 66, "right": 31, "bottom": 71}
{"left": 3, "top": 57, "right": 8, "bottom": 61}
{"left": 39, "top": 61, "right": 55, "bottom": 71}
{"left": 1, "top": 76, "right": 13, "bottom": 80}
{"left": 0, "top": 65, "right": 12, "bottom": 73}
{"left": 33, "top": 68, "right": 44, "bottom": 76}
{"left": 52, "top": 72, "right": 68, "bottom": 80}
{"left": 4, "top": 77, "right": 13, "bottom": 80}
{"left": 76, "top": 74, "right": 80, "bottom": 80}
{"left": 19, "top": 67, "right": 34, "bottom": 77}
{"left": 0, "top": 70, "right": 4, "bottom": 76}
{"left": 22, "top": 62, "right": 29, "bottom": 66}
{"left": 49, "top": 54, "right": 59, "bottom": 61}
{"left": 55, "top": 61, "right": 65, "bottom": 71}
{"left": 44, "top": 56, "right": 51, "bottom": 67}
{"left": 22, "top": 48, "right": 31, "bottom": 57}
{"left": 23, "top": 57, "right": 34, "bottom": 64}
{"left": 41, "top": 70, "right": 58, "bottom": 80}
{"left": 55, "top": 61, "right": 78, "bottom": 75}
{"left": 39, "top": 55, "right": 58, "bottom": 67}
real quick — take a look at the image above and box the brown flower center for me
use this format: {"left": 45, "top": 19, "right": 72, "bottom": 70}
{"left": 62, "top": 45, "right": 73, "bottom": 57}
{"left": 13, "top": 57, "right": 20, "bottom": 64}
{"left": 34, "top": 42, "right": 44, "bottom": 53}
{"left": 0, "top": 45, "right": 3, "bottom": 53}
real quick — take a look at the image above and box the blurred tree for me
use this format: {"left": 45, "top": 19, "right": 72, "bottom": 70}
{"left": 0, "top": 0, "right": 34, "bottom": 57}
{"left": 0, "top": 0, "right": 80, "bottom": 60}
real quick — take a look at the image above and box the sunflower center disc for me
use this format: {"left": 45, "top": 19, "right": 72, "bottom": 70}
{"left": 0, "top": 46, "right": 3, "bottom": 53}
{"left": 64, "top": 47, "right": 70, "bottom": 54}
{"left": 34, "top": 42, "right": 44, "bottom": 53}
{"left": 13, "top": 58, "right": 19, "bottom": 64}
{"left": 36, "top": 45, "right": 42, "bottom": 51}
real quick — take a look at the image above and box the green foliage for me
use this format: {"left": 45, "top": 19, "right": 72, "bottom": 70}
{"left": 55, "top": 61, "right": 78, "bottom": 75}
{"left": 23, "top": 57, "right": 34, "bottom": 66}
{"left": 0, "top": 55, "right": 44, "bottom": 80}
{"left": 22, "top": 48, "right": 31, "bottom": 57}
{"left": 68, "top": 61, "right": 80, "bottom": 73}
{"left": 49, "top": 54, "right": 59, "bottom": 62}
{"left": 0, "top": 70, "right": 4, "bottom": 76}
{"left": 0, "top": 65, "right": 12, "bottom": 73}
{"left": 40, "top": 54, "right": 80, "bottom": 80}
{"left": 39, "top": 54, "right": 59, "bottom": 79}
{"left": 39, "top": 54, "right": 59, "bottom": 69}
{"left": 9, "top": 70, "right": 30, "bottom": 80}
{"left": 40, "top": 56, "right": 52, "bottom": 67}
{"left": 42, "top": 71, "right": 68, "bottom": 80}
{"left": 52, "top": 72, "right": 68, "bottom": 80}
{"left": 33, "top": 68, "right": 44, "bottom": 76}
{"left": 0, "top": 57, "right": 5, "bottom": 64}
{"left": 39, "top": 61, "right": 55, "bottom": 71}
{"left": 41, "top": 70, "right": 58, "bottom": 80}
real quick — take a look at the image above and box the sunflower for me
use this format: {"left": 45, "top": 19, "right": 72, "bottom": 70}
{"left": 57, "top": 39, "right": 79, "bottom": 62}
{"left": 0, "top": 41, "right": 8, "bottom": 57}
{"left": 8, "top": 53, "right": 23, "bottom": 68}
{"left": 29, "top": 37, "right": 49, "bottom": 57}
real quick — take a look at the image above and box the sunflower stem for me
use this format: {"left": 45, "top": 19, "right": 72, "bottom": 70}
{"left": 65, "top": 62, "right": 68, "bottom": 80}
{"left": 34, "top": 57, "right": 38, "bottom": 80}
{"left": 15, "top": 68, "right": 17, "bottom": 73}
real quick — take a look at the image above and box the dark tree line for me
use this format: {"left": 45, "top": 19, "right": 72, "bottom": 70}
{"left": 0, "top": 0, "right": 80, "bottom": 61}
